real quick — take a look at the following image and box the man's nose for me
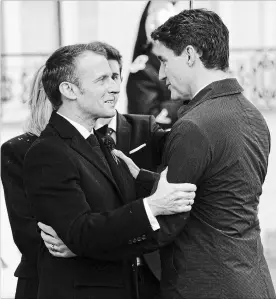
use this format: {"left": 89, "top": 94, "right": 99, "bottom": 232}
{"left": 108, "top": 77, "right": 120, "bottom": 94}
{"left": 159, "top": 63, "right": 166, "bottom": 81}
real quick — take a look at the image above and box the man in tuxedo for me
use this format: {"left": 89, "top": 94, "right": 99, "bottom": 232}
{"left": 23, "top": 43, "right": 196, "bottom": 299}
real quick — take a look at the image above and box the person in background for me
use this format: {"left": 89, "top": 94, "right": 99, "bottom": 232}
{"left": 1, "top": 66, "right": 52, "bottom": 299}
{"left": 126, "top": 1, "right": 186, "bottom": 129}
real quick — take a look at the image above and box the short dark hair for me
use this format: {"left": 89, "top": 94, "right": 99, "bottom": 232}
{"left": 42, "top": 43, "right": 107, "bottom": 109}
{"left": 151, "top": 9, "right": 229, "bottom": 71}
{"left": 90, "top": 41, "right": 123, "bottom": 75}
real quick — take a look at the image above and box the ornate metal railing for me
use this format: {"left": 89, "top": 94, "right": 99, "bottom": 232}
{"left": 1, "top": 53, "right": 49, "bottom": 104}
{"left": 1, "top": 49, "right": 276, "bottom": 119}
{"left": 229, "top": 48, "right": 276, "bottom": 110}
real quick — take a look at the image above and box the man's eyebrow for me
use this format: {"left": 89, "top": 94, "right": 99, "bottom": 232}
{"left": 94, "top": 73, "right": 111, "bottom": 82}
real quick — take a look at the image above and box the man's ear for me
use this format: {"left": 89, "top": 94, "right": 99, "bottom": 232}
{"left": 185, "top": 45, "right": 197, "bottom": 67}
{"left": 59, "top": 82, "right": 77, "bottom": 100}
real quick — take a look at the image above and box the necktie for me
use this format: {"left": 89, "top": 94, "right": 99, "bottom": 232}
{"left": 86, "top": 134, "right": 99, "bottom": 147}
{"left": 102, "top": 127, "right": 116, "bottom": 152}
{"left": 96, "top": 124, "right": 108, "bottom": 136}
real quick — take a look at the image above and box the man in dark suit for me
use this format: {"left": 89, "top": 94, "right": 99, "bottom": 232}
{"left": 23, "top": 43, "right": 196, "bottom": 299}
{"left": 92, "top": 9, "right": 276, "bottom": 299}
{"left": 39, "top": 42, "right": 165, "bottom": 298}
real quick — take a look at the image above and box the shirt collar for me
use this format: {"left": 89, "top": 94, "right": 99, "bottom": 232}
{"left": 94, "top": 113, "right": 117, "bottom": 132}
{"left": 192, "top": 83, "right": 211, "bottom": 99}
{"left": 56, "top": 112, "right": 94, "bottom": 139}
{"left": 177, "top": 78, "right": 243, "bottom": 119}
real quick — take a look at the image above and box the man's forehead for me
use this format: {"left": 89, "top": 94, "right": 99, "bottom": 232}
{"left": 108, "top": 59, "right": 120, "bottom": 73}
{"left": 153, "top": 41, "right": 170, "bottom": 58}
{"left": 76, "top": 51, "right": 111, "bottom": 75}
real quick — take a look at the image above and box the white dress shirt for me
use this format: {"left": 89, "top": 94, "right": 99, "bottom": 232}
{"left": 57, "top": 112, "right": 160, "bottom": 231}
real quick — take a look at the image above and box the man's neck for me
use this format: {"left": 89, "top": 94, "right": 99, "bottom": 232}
{"left": 191, "top": 70, "right": 230, "bottom": 98}
{"left": 58, "top": 106, "right": 96, "bottom": 132}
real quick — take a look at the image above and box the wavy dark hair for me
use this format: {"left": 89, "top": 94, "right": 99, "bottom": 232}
{"left": 151, "top": 9, "right": 229, "bottom": 71}
{"left": 42, "top": 43, "right": 107, "bottom": 109}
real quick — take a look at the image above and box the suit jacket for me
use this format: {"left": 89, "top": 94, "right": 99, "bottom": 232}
{"left": 117, "top": 113, "right": 166, "bottom": 172}
{"left": 108, "top": 79, "right": 276, "bottom": 299}
{"left": 1, "top": 133, "right": 40, "bottom": 296}
{"left": 23, "top": 112, "right": 156, "bottom": 299}
{"left": 116, "top": 113, "right": 167, "bottom": 280}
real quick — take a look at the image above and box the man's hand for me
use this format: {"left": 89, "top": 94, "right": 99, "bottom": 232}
{"left": 112, "top": 149, "right": 140, "bottom": 179}
{"left": 145, "top": 167, "right": 196, "bottom": 216}
{"left": 155, "top": 108, "right": 172, "bottom": 125}
{"left": 37, "top": 222, "right": 77, "bottom": 258}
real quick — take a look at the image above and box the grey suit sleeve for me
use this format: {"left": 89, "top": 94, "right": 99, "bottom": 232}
{"left": 87, "top": 121, "right": 212, "bottom": 260}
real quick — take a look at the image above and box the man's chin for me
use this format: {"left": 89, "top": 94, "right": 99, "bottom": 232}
{"left": 101, "top": 108, "right": 116, "bottom": 118}
{"left": 170, "top": 89, "right": 186, "bottom": 101}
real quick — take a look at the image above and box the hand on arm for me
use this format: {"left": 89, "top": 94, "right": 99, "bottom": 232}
{"left": 144, "top": 167, "right": 195, "bottom": 216}
{"left": 112, "top": 149, "right": 140, "bottom": 179}
{"left": 38, "top": 222, "right": 76, "bottom": 258}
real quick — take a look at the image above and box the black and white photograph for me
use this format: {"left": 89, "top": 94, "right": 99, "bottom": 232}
{"left": 1, "top": 1, "right": 276, "bottom": 298}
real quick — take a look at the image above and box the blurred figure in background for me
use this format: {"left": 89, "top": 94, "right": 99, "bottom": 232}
{"left": 1, "top": 66, "right": 52, "bottom": 299}
{"left": 126, "top": 1, "right": 187, "bottom": 129}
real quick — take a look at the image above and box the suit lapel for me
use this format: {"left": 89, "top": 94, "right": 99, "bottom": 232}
{"left": 116, "top": 112, "right": 131, "bottom": 155}
{"left": 49, "top": 112, "right": 121, "bottom": 195}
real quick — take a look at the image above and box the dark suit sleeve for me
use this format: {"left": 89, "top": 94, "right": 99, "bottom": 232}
{"left": 23, "top": 141, "right": 155, "bottom": 258}
{"left": 127, "top": 71, "right": 161, "bottom": 117}
{"left": 135, "top": 168, "right": 159, "bottom": 199}
{"left": 134, "top": 116, "right": 166, "bottom": 198}
{"left": 1, "top": 141, "right": 40, "bottom": 266}
{"left": 149, "top": 115, "right": 167, "bottom": 170}
{"left": 90, "top": 121, "right": 212, "bottom": 259}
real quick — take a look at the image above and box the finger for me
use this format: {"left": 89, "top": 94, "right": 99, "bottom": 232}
{"left": 183, "top": 192, "right": 196, "bottom": 201}
{"left": 41, "top": 231, "right": 60, "bottom": 246}
{"left": 48, "top": 249, "right": 64, "bottom": 258}
{"left": 180, "top": 199, "right": 194, "bottom": 206}
{"left": 44, "top": 240, "right": 52, "bottom": 251}
{"left": 49, "top": 250, "right": 74, "bottom": 258}
{"left": 112, "top": 149, "right": 128, "bottom": 162}
{"left": 172, "top": 190, "right": 196, "bottom": 200}
{"left": 58, "top": 244, "right": 70, "bottom": 254}
{"left": 179, "top": 205, "right": 192, "bottom": 212}
{"left": 38, "top": 222, "right": 58, "bottom": 237}
{"left": 172, "top": 183, "right": 197, "bottom": 192}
